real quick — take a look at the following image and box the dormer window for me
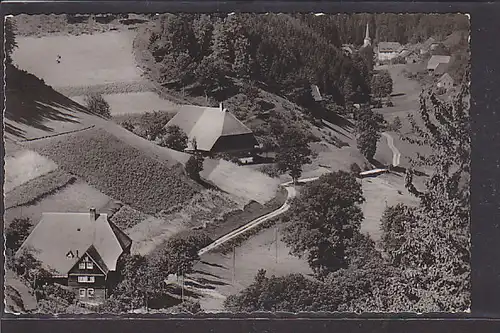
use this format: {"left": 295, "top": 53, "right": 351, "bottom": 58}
{"left": 79, "top": 262, "right": 86, "bottom": 269}
{"left": 66, "top": 250, "right": 74, "bottom": 259}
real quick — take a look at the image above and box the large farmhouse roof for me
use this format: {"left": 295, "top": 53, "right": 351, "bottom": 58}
{"left": 16, "top": 211, "right": 131, "bottom": 276}
{"left": 378, "top": 42, "right": 402, "bottom": 52}
{"left": 166, "top": 104, "right": 254, "bottom": 152}
{"left": 427, "top": 55, "right": 451, "bottom": 70}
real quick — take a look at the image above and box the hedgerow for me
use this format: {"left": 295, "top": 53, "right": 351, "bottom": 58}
{"left": 29, "top": 128, "right": 200, "bottom": 214}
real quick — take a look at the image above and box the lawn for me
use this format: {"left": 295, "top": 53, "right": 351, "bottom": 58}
{"left": 5, "top": 150, "right": 58, "bottom": 193}
{"left": 27, "top": 127, "right": 201, "bottom": 214}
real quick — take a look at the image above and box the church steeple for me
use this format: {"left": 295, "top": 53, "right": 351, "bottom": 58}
{"left": 363, "top": 23, "right": 371, "bottom": 47}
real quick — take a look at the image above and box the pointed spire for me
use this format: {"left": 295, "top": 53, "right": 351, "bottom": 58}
{"left": 365, "top": 23, "right": 370, "bottom": 40}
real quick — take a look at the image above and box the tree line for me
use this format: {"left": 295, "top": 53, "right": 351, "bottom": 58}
{"left": 137, "top": 13, "right": 372, "bottom": 105}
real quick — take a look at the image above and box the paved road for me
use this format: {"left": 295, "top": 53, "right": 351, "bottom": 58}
{"left": 382, "top": 132, "right": 401, "bottom": 167}
{"left": 198, "top": 177, "right": 320, "bottom": 256}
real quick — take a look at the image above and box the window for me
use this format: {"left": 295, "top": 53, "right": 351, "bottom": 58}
{"left": 87, "top": 288, "right": 95, "bottom": 298}
{"left": 79, "top": 262, "right": 86, "bottom": 269}
{"left": 79, "top": 289, "right": 86, "bottom": 298}
{"left": 86, "top": 262, "right": 94, "bottom": 269}
{"left": 78, "top": 276, "right": 94, "bottom": 283}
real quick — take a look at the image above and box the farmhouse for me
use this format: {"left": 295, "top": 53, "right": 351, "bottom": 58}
{"left": 165, "top": 103, "right": 260, "bottom": 156}
{"left": 437, "top": 73, "right": 455, "bottom": 89}
{"left": 15, "top": 208, "right": 132, "bottom": 304}
{"left": 427, "top": 55, "right": 451, "bottom": 75}
{"left": 377, "top": 41, "right": 403, "bottom": 62}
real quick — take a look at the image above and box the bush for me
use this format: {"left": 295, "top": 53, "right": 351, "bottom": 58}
{"left": 5, "top": 218, "right": 32, "bottom": 251}
{"left": 185, "top": 155, "right": 204, "bottom": 181}
{"left": 84, "top": 92, "right": 111, "bottom": 118}
{"left": 349, "top": 163, "right": 362, "bottom": 176}
{"left": 258, "top": 164, "right": 280, "bottom": 178}
{"left": 161, "top": 125, "right": 188, "bottom": 151}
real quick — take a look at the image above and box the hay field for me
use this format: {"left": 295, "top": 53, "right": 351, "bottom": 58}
{"left": 5, "top": 150, "right": 58, "bottom": 193}
{"left": 13, "top": 31, "right": 145, "bottom": 89}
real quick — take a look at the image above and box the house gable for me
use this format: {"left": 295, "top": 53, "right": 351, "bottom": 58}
{"left": 68, "top": 247, "right": 107, "bottom": 276}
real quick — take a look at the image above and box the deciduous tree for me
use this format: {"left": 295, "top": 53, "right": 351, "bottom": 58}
{"left": 161, "top": 125, "right": 188, "bottom": 151}
{"left": 275, "top": 126, "right": 314, "bottom": 183}
{"left": 281, "top": 171, "right": 365, "bottom": 275}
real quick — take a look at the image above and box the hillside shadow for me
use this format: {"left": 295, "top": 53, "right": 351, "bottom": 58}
{"left": 4, "top": 65, "right": 99, "bottom": 137}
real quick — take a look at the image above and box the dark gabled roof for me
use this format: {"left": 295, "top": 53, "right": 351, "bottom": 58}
{"left": 427, "top": 55, "right": 451, "bottom": 70}
{"left": 16, "top": 212, "right": 131, "bottom": 276}
{"left": 165, "top": 105, "right": 254, "bottom": 152}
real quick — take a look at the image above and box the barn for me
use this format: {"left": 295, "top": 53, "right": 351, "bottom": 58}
{"left": 165, "top": 103, "right": 260, "bottom": 156}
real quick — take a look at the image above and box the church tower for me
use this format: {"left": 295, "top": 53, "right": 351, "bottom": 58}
{"left": 363, "top": 23, "right": 371, "bottom": 47}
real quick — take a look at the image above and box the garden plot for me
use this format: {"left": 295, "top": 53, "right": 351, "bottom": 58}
{"left": 13, "top": 31, "right": 145, "bottom": 89}
{"left": 5, "top": 150, "right": 58, "bottom": 193}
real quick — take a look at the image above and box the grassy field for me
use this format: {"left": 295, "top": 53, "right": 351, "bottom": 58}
{"left": 13, "top": 31, "right": 145, "bottom": 90}
{"left": 4, "top": 181, "right": 112, "bottom": 227}
{"left": 5, "top": 150, "right": 58, "bottom": 193}
{"left": 360, "top": 173, "right": 420, "bottom": 244}
{"left": 72, "top": 91, "right": 179, "bottom": 115}
{"left": 202, "top": 159, "right": 281, "bottom": 205}
{"left": 190, "top": 225, "right": 313, "bottom": 311}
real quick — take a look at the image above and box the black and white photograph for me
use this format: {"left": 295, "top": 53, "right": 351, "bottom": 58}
{"left": 3, "top": 12, "right": 470, "bottom": 314}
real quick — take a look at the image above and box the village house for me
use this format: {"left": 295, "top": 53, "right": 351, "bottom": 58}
{"left": 399, "top": 49, "right": 419, "bottom": 64}
{"left": 15, "top": 208, "right": 132, "bottom": 304}
{"left": 420, "top": 37, "right": 437, "bottom": 55}
{"left": 427, "top": 55, "right": 451, "bottom": 75}
{"left": 437, "top": 73, "right": 455, "bottom": 89}
{"left": 165, "top": 103, "right": 260, "bottom": 156}
{"left": 377, "top": 41, "right": 403, "bottom": 62}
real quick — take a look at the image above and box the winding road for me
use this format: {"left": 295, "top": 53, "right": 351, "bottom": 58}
{"left": 382, "top": 132, "right": 401, "bottom": 167}
{"left": 198, "top": 135, "right": 402, "bottom": 256}
{"left": 198, "top": 177, "right": 320, "bottom": 256}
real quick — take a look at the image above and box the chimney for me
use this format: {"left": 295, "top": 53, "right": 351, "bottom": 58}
{"left": 90, "top": 207, "right": 97, "bottom": 221}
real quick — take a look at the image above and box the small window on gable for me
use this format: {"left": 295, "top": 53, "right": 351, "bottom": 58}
{"left": 79, "top": 289, "right": 86, "bottom": 298}
{"left": 79, "top": 262, "right": 86, "bottom": 269}
{"left": 86, "top": 262, "right": 94, "bottom": 269}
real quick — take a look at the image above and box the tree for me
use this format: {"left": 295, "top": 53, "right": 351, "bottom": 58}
{"left": 138, "top": 111, "right": 172, "bottom": 141}
{"left": 379, "top": 204, "right": 416, "bottom": 266}
{"left": 84, "top": 92, "right": 111, "bottom": 118}
{"left": 400, "top": 70, "right": 470, "bottom": 311}
{"left": 355, "top": 106, "right": 384, "bottom": 161}
{"left": 275, "top": 126, "right": 314, "bottom": 184}
{"left": 5, "top": 218, "right": 31, "bottom": 251}
{"left": 5, "top": 18, "right": 18, "bottom": 64}
{"left": 371, "top": 70, "right": 393, "bottom": 100}
{"left": 161, "top": 125, "right": 188, "bottom": 151}
{"left": 281, "top": 171, "right": 365, "bottom": 275}
{"left": 185, "top": 154, "right": 204, "bottom": 181}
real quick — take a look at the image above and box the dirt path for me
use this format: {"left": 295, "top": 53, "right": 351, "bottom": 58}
{"left": 381, "top": 132, "right": 401, "bottom": 167}
{"left": 5, "top": 270, "right": 38, "bottom": 312}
